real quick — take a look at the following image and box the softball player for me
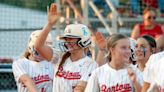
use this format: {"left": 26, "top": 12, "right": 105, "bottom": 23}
{"left": 34, "top": 3, "right": 98, "bottom": 92}
{"left": 95, "top": 32, "right": 108, "bottom": 66}
{"left": 95, "top": 32, "right": 137, "bottom": 66}
{"left": 142, "top": 51, "right": 164, "bottom": 92}
{"left": 135, "top": 35, "right": 156, "bottom": 72}
{"left": 147, "top": 57, "right": 164, "bottom": 92}
{"left": 85, "top": 34, "right": 143, "bottom": 92}
{"left": 12, "top": 30, "right": 54, "bottom": 92}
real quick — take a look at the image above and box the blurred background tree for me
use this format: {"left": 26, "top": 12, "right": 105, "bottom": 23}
{"left": 0, "top": 0, "right": 54, "bottom": 11}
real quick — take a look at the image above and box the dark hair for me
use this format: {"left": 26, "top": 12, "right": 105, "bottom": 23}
{"left": 106, "top": 34, "right": 128, "bottom": 61}
{"left": 56, "top": 52, "right": 71, "bottom": 76}
{"left": 142, "top": 35, "right": 156, "bottom": 48}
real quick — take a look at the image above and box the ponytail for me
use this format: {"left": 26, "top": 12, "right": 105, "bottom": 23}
{"left": 56, "top": 52, "right": 71, "bottom": 75}
{"left": 21, "top": 48, "right": 31, "bottom": 59}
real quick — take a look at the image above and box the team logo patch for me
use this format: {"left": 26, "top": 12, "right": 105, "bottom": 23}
{"left": 82, "top": 27, "right": 88, "bottom": 36}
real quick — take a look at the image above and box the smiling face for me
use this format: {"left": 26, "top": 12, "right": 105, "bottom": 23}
{"left": 64, "top": 37, "right": 81, "bottom": 52}
{"left": 135, "top": 38, "right": 151, "bottom": 62}
{"left": 110, "top": 38, "right": 131, "bottom": 64}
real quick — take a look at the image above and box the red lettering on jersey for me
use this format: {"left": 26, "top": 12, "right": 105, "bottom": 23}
{"left": 100, "top": 83, "right": 132, "bottom": 92}
{"left": 101, "top": 85, "right": 107, "bottom": 92}
{"left": 119, "top": 84, "right": 123, "bottom": 90}
{"left": 115, "top": 83, "right": 119, "bottom": 91}
{"left": 32, "top": 74, "right": 51, "bottom": 84}
{"left": 56, "top": 66, "right": 81, "bottom": 80}
{"left": 41, "top": 87, "right": 46, "bottom": 92}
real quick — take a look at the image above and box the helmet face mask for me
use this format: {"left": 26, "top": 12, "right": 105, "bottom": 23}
{"left": 58, "top": 41, "right": 80, "bottom": 52}
{"left": 58, "top": 24, "right": 92, "bottom": 51}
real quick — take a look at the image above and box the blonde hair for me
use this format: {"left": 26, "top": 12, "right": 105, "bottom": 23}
{"left": 143, "top": 7, "right": 157, "bottom": 16}
{"left": 20, "top": 48, "right": 31, "bottom": 59}
{"left": 106, "top": 34, "right": 128, "bottom": 61}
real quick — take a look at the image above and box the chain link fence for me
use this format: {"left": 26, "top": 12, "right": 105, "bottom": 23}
{"left": 0, "top": 64, "right": 17, "bottom": 92}
{"left": 0, "top": 0, "right": 55, "bottom": 91}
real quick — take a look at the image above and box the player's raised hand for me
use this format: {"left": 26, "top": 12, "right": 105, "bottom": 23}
{"left": 47, "top": 3, "right": 60, "bottom": 26}
{"left": 127, "top": 67, "right": 142, "bottom": 92}
{"left": 147, "top": 82, "right": 160, "bottom": 92}
{"left": 95, "top": 32, "right": 107, "bottom": 51}
{"left": 127, "top": 67, "right": 136, "bottom": 84}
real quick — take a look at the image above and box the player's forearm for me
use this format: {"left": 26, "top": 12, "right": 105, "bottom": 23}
{"left": 141, "top": 82, "right": 150, "bottom": 92}
{"left": 25, "top": 80, "right": 38, "bottom": 92}
{"left": 133, "top": 81, "right": 142, "bottom": 92}
{"left": 35, "top": 23, "right": 53, "bottom": 50}
{"left": 96, "top": 50, "right": 105, "bottom": 66}
{"left": 20, "top": 75, "right": 39, "bottom": 92}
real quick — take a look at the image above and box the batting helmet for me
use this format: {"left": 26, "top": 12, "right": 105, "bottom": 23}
{"left": 58, "top": 24, "right": 92, "bottom": 48}
{"left": 28, "top": 30, "right": 53, "bottom": 54}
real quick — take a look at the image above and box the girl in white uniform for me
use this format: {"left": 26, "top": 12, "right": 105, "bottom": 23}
{"left": 12, "top": 30, "right": 55, "bottom": 92}
{"left": 146, "top": 57, "right": 164, "bottom": 92}
{"left": 132, "top": 35, "right": 156, "bottom": 91}
{"left": 85, "top": 33, "right": 143, "bottom": 92}
{"left": 135, "top": 35, "right": 156, "bottom": 72}
{"left": 142, "top": 51, "right": 164, "bottom": 92}
{"left": 34, "top": 3, "right": 98, "bottom": 92}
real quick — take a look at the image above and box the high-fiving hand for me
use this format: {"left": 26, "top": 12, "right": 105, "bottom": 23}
{"left": 95, "top": 32, "right": 107, "bottom": 51}
{"left": 127, "top": 67, "right": 136, "bottom": 84}
{"left": 48, "top": 3, "right": 60, "bottom": 26}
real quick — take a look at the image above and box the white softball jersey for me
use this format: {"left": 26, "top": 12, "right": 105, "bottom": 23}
{"left": 148, "top": 57, "right": 164, "bottom": 91}
{"left": 85, "top": 63, "right": 143, "bottom": 92}
{"left": 134, "top": 64, "right": 144, "bottom": 82}
{"left": 51, "top": 48, "right": 63, "bottom": 64}
{"left": 53, "top": 56, "right": 98, "bottom": 92}
{"left": 143, "top": 51, "right": 164, "bottom": 83}
{"left": 12, "top": 58, "right": 54, "bottom": 92}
